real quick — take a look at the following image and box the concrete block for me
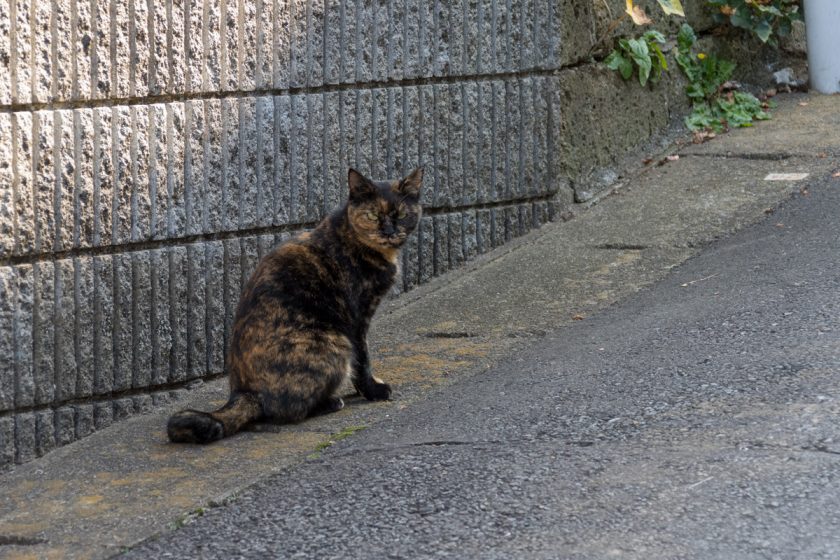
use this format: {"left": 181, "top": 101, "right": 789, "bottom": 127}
{"left": 462, "top": 82, "right": 479, "bottom": 206}
{"left": 352, "top": 1, "right": 372, "bottom": 83}
{"left": 223, "top": 238, "right": 241, "bottom": 370}
{"left": 0, "top": 2, "right": 10, "bottom": 105}
{"left": 32, "top": 261, "right": 55, "bottom": 405}
{"left": 337, "top": 0, "right": 354, "bottom": 83}
{"left": 169, "top": 0, "right": 187, "bottom": 93}
{"left": 131, "top": 0, "right": 151, "bottom": 97}
{"left": 272, "top": 95, "right": 292, "bottom": 226}
{"left": 92, "top": 0, "right": 112, "bottom": 98}
{"left": 150, "top": 0, "right": 168, "bottom": 95}
{"left": 254, "top": 97, "right": 275, "bottom": 228}
{"left": 94, "top": 402, "right": 113, "bottom": 430}
{"left": 55, "top": 110, "right": 76, "bottom": 251}
{"left": 223, "top": 0, "right": 240, "bottom": 91}
{"left": 167, "top": 102, "right": 187, "bottom": 237}
{"left": 519, "top": 203, "right": 532, "bottom": 236}
{"left": 306, "top": 94, "right": 325, "bottom": 219}
{"left": 15, "top": 412, "right": 36, "bottom": 463}
{"left": 450, "top": 0, "right": 467, "bottom": 75}
{"left": 402, "top": 229, "right": 420, "bottom": 292}
{"left": 113, "top": 398, "right": 134, "bottom": 421}
{"left": 387, "top": 0, "right": 405, "bottom": 81}
{"left": 240, "top": 0, "right": 257, "bottom": 91}
{"left": 353, "top": 88, "right": 374, "bottom": 186}
{"left": 55, "top": 259, "right": 77, "bottom": 402}
{"left": 111, "top": 106, "right": 133, "bottom": 245}
{"left": 433, "top": 0, "right": 449, "bottom": 76}
{"left": 151, "top": 391, "right": 171, "bottom": 407}
{"left": 240, "top": 236, "right": 260, "bottom": 288}
{"left": 288, "top": 0, "right": 304, "bottom": 87}
{"left": 74, "top": 404, "right": 94, "bottom": 439}
{"left": 475, "top": 82, "right": 492, "bottom": 204}
{"left": 546, "top": 76, "right": 563, "bottom": 197}
{"left": 185, "top": 100, "right": 206, "bottom": 236}
{"left": 531, "top": 77, "right": 548, "bottom": 197}
{"left": 74, "top": 258, "right": 95, "bottom": 398}
{"left": 131, "top": 251, "right": 152, "bottom": 390}
{"left": 112, "top": 253, "right": 133, "bottom": 391}
{"left": 447, "top": 83, "right": 464, "bottom": 206}
{"left": 463, "top": 210, "right": 478, "bottom": 262}
{"left": 433, "top": 215, "right": 449, "bottom": 277}
{"left": 93, "top": 108, "right": 114, "bottom": 246}
{"left": 111, "top": 0, "right": 130, "bottom": 98}
{"left": 222, "top": 98, "right": 240, "bottom": 231}
{"left": 75, "top": 109, "right": 96, "bottom": 248}
{"left": 503, "top": 206, "right": 517, "bottom": 241}
{"left": 490, "top": 208, "right": 504, "bottom": 248}
{"left": 448, "top": 213, "right": 465, "bottom": 268}
{"left": 324, "top": 92, "right": 344, "bottom": 213}
{"left": 14, "top": 264, "right": 35, "bottom": 408}
{"left": 239, "top": 98, "right": 259, "bottom": 228}
{"left": 0, "top": 115, "right": 12, "bottom": 257}
{"left": 504, "top": 80, "right": 521, "bottom": 200}
{"left": 309, "top": 0, "right": 326, "bottom": 86}
{"left": 33, "top": 111, "right": 56, "bottom": 253}
{"left": 11, "top": 0, "right": 32, "bottom": 104}
{"left": 54, "top": 406, "right": 76, "bottom": 446}
{"left": 255, "top": 0, "right": 274, "bottom": 88}
{"left": 372, "top": 0, "right": 389, "bottom": 82}
{"left": 400, "top": 86, "right": 422, "bottom": 175}
{"left": 519, "top": 78, "right": 535, "bottom": 198}
{"left": 205, "top": 99, "right": 224, "bottom": 233}
{"left": 412, "top": 89, "right": 433, "bottom": 181}
{"left": 257, "top": 234, "right": 274, "bottom": 260}
{"left": 533, "top": 201, "right": 548, "bottom": 229}
{"left": 132, "top": 394, "right": 153, "bottom": 414}
{"left": 35, "top": 410, "right": 55, "bottom": 457}
{"left": 187, "top": 243, "right": 207, "bottom": 380}
{"left": 289, "top": 94, "right": 308, "bottom": 223}
{"left": 92, "top": 255, "right": 114, "bottom": 394}
{"left": 0, "top": 267, "right": 14, "bottom": 410}
{"left": 130, "top": 107, "right": 151, "bottom": 241}
{"left": 370, "top": 88, "right": 388, "bottom": 180}
{"left": 490, "top": 81, "right": 506, "bottom": 202}
{"left": 418, "top": 216, "right": 434, "bottom": 284}
{"left": 186, "top": 0, "right": 204, "bottom": 92}
{"left": 9, "top": 114, "right": 34, "bottom": 255}
{"left": 432, "top": 84, "right": 450, "bottom": 208}
{"left": 387, "top": 87, "right": 404, "bottom": 178}
{"left": 476, "top": 209, "right": 491, "bottom": 254}
{"left": 205, "top": 241, "right": 225, "bottom": 374}
{"left": 169, "top": 246, "right": 189, "bottom": 383}
{"left": 32, "top": 0, "right": 51, "bottom": 102}
{"left": 0, "top": 417, "right": 14, "bottom": 468}
{"left": 151, "top": 249, "right": 172, "bottom": 386}
{"left": 72, "top": 0, "right": 92, "bottom": 100}
{"left": 273, "top": 0, "right": 291, "bottom": 88}
{"left": 205, "top": 0, "right": 223, "bottom": 90}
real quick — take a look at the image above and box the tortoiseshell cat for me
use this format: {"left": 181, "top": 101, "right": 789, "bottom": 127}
{"left": 168, "top": 168, "right": 423, "bottom": 443}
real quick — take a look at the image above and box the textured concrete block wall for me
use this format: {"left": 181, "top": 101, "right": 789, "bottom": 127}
{"left": 0, "top": 0, "right": 584, "bottom": 466}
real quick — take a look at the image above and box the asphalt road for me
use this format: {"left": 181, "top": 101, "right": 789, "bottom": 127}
{"left": 124, "top": 176, "right": 840, "bottom": 560}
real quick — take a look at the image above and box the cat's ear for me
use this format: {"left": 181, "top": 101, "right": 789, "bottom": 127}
{"left": 348, "top": 168, "right": 376, "bottom": 200}
{"left": 396, "top": 167, "right": 424, "bottom": 199}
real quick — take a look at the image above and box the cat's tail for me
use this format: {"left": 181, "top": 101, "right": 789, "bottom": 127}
{"left": 167, "top": 391, "right": 261, "bottom": 444}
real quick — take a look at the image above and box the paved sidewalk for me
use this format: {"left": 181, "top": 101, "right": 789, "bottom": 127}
{"left": 1, "top": 93, "right": 838, "bottom": 560}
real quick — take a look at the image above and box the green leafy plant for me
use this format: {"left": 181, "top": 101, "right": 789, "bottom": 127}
{"left": 675, "top": 24, "right": 771, "bottom": 132}
{"left": 707, "top": 0, "right": 802, "bottom": 46}
{"left": 605, "top": 30, "right": 668, "bottom": 86}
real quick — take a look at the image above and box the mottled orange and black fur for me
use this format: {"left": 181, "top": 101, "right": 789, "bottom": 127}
{"left": 167, "top": 168, "right": 424, "bottom": 443}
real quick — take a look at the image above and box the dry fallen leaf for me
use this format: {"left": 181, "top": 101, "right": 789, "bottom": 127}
{"left": 817, "top": 152, "right": 828, "bottom": 159}
{"left": 775, "top": 223, "right": 785, "bottom": 228}
{"left": 626, "top": 4, "right": 652, "bottom": 24}
{"left": 666, "top": 154, "right": 680, "bottom": 162}
{"left": 800, "top": 186, "right": 810, "bottom": 196}
{"left": 763, "top": 208, "right": 774, "bottom": 215}
{"left": 572, "top": 314, "right": 585, "bottom": 321}
{"left": 832, "top": 171, "right": 840, "bottom": 178}
{"left": 799, "top": 101, "right": 809, "bottom": 107}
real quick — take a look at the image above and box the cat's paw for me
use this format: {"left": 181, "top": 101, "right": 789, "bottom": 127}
{"left": 363, "top": 380, "right": 392, "bottom": 401}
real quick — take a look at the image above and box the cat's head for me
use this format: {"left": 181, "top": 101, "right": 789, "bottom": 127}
{"left": 346, "top": 167, "right": 424, "bottom": 250}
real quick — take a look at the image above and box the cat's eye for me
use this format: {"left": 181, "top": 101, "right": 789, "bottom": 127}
{"left": 397, "top": 208, "right": 408, "bottom": 219}
{"left": 365, "top": 211, "right": 378, "bottom": 221}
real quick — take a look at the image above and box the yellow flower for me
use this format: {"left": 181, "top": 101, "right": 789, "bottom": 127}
{"left": 698, "top": 53, "right": 707, "bottom": 60}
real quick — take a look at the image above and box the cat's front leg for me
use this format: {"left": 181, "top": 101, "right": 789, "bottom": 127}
{"left": 352, "top": 337, "right": 392, "bottom": 401}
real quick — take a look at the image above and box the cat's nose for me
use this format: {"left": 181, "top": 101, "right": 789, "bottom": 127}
{"left": 382, "top": 224, "right": 396, "bottom": 236}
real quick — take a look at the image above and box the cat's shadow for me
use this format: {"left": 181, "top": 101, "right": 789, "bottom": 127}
{"left": 244, "top": 393, "right": 374, "bottom": 434}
